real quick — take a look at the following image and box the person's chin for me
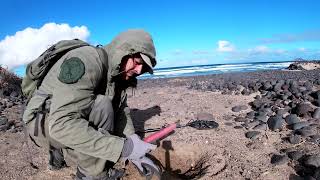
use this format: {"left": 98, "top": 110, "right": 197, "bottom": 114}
{"left": 125, "top": 76, "right": 131, "bottom": 80}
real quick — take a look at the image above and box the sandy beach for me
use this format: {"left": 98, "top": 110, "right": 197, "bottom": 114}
{"left": 1, "top": 67, "right": 320, "bottom": 180}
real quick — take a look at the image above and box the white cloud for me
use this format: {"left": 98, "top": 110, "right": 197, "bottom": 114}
{"left": 0, "top": 22, "right": 90, "bottom": 70}
{"left": 171, "top": 49, "right": 183, "bottom": 55}
{"left": 248, "top": 45, "right": 269, "bottom": 53}
{"left": 216, "top": 40, "right": 235, "bottom": 52}
{"left": 298, "top": 47, "right": 306, "bottom": 52}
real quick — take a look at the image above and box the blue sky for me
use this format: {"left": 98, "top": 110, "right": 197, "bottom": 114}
{"left": 1, "top": 0, "right": 320, "bottom": 76}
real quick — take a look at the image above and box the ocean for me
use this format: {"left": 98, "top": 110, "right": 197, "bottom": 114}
{"left": 139, "top": 61, "right": 294, "bottom": 79}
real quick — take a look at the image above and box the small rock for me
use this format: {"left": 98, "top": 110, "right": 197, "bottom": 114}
{"left": 313, "top": 108, "right": 320, "bottom": 119}
{"left": 0, "top": 124, "right": 9, "bottom": 131}
{"left": 308, "top": 134, "right": 320, "bottom": 144}
{"left": 253, "top": 123, "right": 267, "bottom": 130}
{"left": 267, "top": 115, "right": 284, "bottom": 131}
{"left": 245, "top": 131, "right": 261, "bottom": 140}
{"left": 255, "top": 114, "right": 268, "bottom": 123}
{"left": 276, "top": 109, "right": 287, "bottom": 117}
{"left": 234, "top": 117, "right": 247, "bottom": 122}
{"left": 287, "top": 151, "right": 304, "bottom": 160}
{"left": 0, "top": 116, "right": 8, "bottom": 126}
{"left": 271, "top": 154, "right": 289, "bottom": 165}
{"left": 232, "top": 105, "right": 248, "bottom": 112}
{"left": 291, "top": 121, "right": 310, "bottom": 130}
{"left": 234, "top": 126, "right": 243, "bottom": 129}
{"left": 246, "top": 111, "right": 256, "bottom": 119}
{"left": 285, "top": 114, "right": 300, "bottom": 125}
{"left": 293, "top": 103, "right": 313, "bottom": 117}
{"left": 304, "top": 155, "right": 320, "bottom": 168}
{"left": 288, "top": 134, "right": 302, "bottom": 144}
{"left": 224, "top": 122, "right": 233, "bottom": 126}
{"left": 295, "top": 127, "right": 316, "bottom": 137}
{"left": 245, "top": 121, "right": 261, "bottom": 129}
{"left": 10, "top": 91, "right": 18, "bottom": 98}
{"left": 313, "top": 168, "right": 320, "bottom": 180}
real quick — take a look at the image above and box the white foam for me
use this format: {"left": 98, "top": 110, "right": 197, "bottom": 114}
{"left": 139, "top": 62, "right": 293, "bottom": 79}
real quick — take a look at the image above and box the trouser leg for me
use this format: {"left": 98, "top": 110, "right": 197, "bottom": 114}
{"left": 27, "top": 94, "right": 117, "bottom": 177}
{"left": 63, "top": 95, "right": 117, "bottom": 177}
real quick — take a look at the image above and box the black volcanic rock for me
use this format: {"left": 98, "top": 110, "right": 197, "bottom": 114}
{"left": 271, "top": 154, "right": 289, "bottom": 165}
{"left": 288, "top": 134, "right": 302, "bottom": 144}
{"left": 291, "top": 121, "right": 310, "bottom": 130}
{"left": 231, "top": 105, "right": 248, "bottom": 112}
{"left": 245, "top": 131, "right": 261, "bottom": 140}
{"left": 293, "top": 103, "right": 313, "bottom": 117}
{"left": 303, "top": 155, "right": 320, "bottom": 168}
{"left": 287, "top": 151, "right": 304, "bottom": 161}
{"left": 312, "top": 108, "right": 320, "bottom": 119}
{"left": 267, "top": 115, "right": 285, "bottom": 131}
{"left": 0, "top": 116, "right": 9, "bottom": 131}
{"left": 285, "top": 114, "right": 300, "bottom": 125}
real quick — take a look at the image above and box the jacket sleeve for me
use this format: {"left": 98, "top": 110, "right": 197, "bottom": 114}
{"left": 47, "top": 51, "right": 124, "bottom": 162}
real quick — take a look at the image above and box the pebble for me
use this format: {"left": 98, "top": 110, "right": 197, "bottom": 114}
{"left": 224, "top": 122, "right": 233, "bottom": 126}
{"left": 308, "top": 134, "right": 320, "bottom": 145}
{"left": 295, "top": 127, "right": 316, "bottom": 137}
{"left": 234, "top": 126, "right": 243, "bottom": 129}
{"left": 246, "top": 111, "right": 255, "bottom": 119}
{"left": 313, "top": 108, "right": 320, "bottom": 119}
{"left": 234, "top": 117, "right": 248, "bottom": 122}
{"left": 255, "top": 114, "right": 268, "bottom": 123}
{"left": 303, "top": 155, "right": 320, "bottom": 168}
{"left": 267, "top": 115, "right": 284, "bottom": 131}
{"left": 285, "top": 114, "right": 300, "bottom": 125}
{"left": 291, "top": 121, "right": 310, "bottom": 130}
{"left": 245, "top": 121, "right": 260, "bottom": 129}
{"left": 232, "top": 105, "right": 248, "bottom": 112}
{"left": 253, "top": 123, "right": 267, "bottom": 130}
{"left": 0, "top": 124, "right": 9, "bottom": 131}
{"left": 0, "top": 116, "right": 8, "bottom": 125}
{"left": 313, "top": 168, "right": 320, "bottom": 180}
{"left": 288, "top": 134, "right": 302, "bottom": 144}
{"left": 0, "top": 116, "right": 9, "bottom": 131}
{"left": 245, "top": 131, "right": 261, "bottom": 140}
{"left": 271, "top": 154, "right": 289, "bottom": 165}
{"left": 294, "top": 103, "right": 313, "bottom": 117}
{"left": 287, "top": 151, "right": 304, "bottom": 160}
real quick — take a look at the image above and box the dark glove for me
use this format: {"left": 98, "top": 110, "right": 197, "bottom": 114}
{"left": 132, "top": 156, "right": 161, "bottom": 179}
{"left": 121, "top": 134, "right": 156, "bottom": 160}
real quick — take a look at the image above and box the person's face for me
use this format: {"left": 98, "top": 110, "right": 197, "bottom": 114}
{"left": 121, "top": 54, "right": 145, "bottom": 80}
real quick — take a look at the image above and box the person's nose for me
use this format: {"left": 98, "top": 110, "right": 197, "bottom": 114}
{"left": 135, "top": 64, "right": 143, "bottom": 74}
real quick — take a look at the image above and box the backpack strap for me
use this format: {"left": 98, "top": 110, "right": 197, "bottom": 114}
{"left": 95, "top": 46, "right": 109, "bottom": 77}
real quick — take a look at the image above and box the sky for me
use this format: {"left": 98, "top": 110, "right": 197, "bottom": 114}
{"left": 1, "top": 0, "right": 320, "bottom": 76}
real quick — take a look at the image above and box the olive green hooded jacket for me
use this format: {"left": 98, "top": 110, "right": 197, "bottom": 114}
{"left": 23, "top": 29, "right": 156, "bottom": 163}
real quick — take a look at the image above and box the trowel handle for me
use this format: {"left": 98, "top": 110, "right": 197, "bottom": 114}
{"left": 143, "top": 123, "right": 177, "bottom": 143}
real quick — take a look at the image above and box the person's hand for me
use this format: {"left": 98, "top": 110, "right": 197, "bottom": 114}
{"left": 121, "top": 134, "right": 156, "bottom": 160}
{"left": 132, "top": 156, "right": 161, "bottom": 178}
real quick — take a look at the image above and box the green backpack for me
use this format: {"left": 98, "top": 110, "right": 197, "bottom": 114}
{"left": 21, "top": 39, "right": 104, "bottom": 100}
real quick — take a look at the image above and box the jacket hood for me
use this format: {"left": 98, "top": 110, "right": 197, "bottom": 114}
{"left": 103, "top": 29, "right": 157, "bottom": 78}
